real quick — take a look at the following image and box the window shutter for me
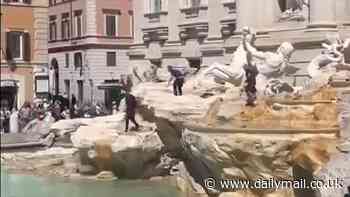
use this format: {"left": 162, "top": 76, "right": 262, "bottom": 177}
{"left": 6, "top": 32, "right": 13, "bottom": 61}
{"left": 23, "top": 0, "right": 32, "bottom": 4}
{"left": 23, "top": 32, "right": 31, "bottom": 61}
{"left": 162, "top": 0, "right": 168, "bottom": 11}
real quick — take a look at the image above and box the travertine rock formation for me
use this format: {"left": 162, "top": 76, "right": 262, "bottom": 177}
{"left": 132, "top": 81, "right": 345, "bottom": 197}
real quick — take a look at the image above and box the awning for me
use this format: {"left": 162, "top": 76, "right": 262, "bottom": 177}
{"left": 97, "top": 82, "right": 123, "bottom": 89}
{"left": 0, "top": 80, "right": 18, "bottom": 88}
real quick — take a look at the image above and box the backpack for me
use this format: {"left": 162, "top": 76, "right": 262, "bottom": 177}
{"left": 170, "top": 65, "right": 186, "bottom": 78}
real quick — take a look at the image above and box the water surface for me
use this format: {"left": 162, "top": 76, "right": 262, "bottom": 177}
{"left": 1, "top": 169, "right": 181, "bottom": 197}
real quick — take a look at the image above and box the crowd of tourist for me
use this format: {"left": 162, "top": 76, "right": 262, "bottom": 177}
{"left": 0, "top": 94, "right": 110, "bottom": 134}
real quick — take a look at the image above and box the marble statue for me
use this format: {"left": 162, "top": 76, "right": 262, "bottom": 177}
{"left": 307, "top": 36, "right": 350, "bottom": 79}
{"left": 203, "top": 27, "right": 297, "bottom": 97}
{"left": 243, "top": 39, "right": 295, "bottom": 95}
{"left": 203, "top": 27, "right": 255, "bottom": 87}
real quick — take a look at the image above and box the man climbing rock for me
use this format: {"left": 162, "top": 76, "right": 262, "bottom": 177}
{"left": 243, "top": 34, "right": 259, "bottom": 107}
{"left": 123, "top": 92, "right": 139, "bottom": 132}
{"left": 167, "top": 65, "right": 187, "bottom": 96}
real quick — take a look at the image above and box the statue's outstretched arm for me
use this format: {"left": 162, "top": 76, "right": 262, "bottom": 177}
{"left": 246, "top": 43, "right": 266, "bottom": 60}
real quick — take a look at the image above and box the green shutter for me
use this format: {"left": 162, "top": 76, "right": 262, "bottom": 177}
{"left": 23, "top": 32, "right": 31, "bottom": 61}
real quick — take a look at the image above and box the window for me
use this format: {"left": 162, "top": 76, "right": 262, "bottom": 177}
{"left": 61, "top": 13, "right": 70, "bottom": 40}
{"left": 6, "top": 31, "right": 30, "bottom": 61}
{"left": 65, "top": 53, "right": 69, "bottom": 68}
{"left": 106, "top": 52, "right": 116, "bottom": 66}
{"left": 182, "top": 0, "right": 201, "bottom": 8}
{"left": 145, "top": 0, "right": 164, "bottom": 13}
{"left": 49, "top": 15, "right": 57, "bottom": 41}
{"left": 153, "top": 0, "right": 162, "bottom": 13}
{"left": 105, "top": 15, "right": 118, "bottom": 37}
{"left": 74, "top": 11, "right": 83, "bottom": 38}
{"left": 74, "top": 52, "right": 82, "bottom": 68}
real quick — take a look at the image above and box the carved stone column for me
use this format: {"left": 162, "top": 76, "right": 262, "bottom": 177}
{"left": 308, "top": 0, "right": 337, "bottom": 28}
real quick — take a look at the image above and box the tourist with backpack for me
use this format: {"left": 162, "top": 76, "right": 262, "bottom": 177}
{"left": 167, "top": 65, "right": 187, "bottom": 96}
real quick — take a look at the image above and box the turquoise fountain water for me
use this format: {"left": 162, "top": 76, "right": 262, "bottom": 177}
{"left": 1, "top": 168, "right": 181, "bottom": 197}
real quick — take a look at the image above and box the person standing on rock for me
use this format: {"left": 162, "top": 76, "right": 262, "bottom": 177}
{"left": 123, "top": 92, "right": 139, "bottom": 132}
{"left": 70, "top": 94, "right": 77, "bottom": 118}
{"left": 167, "top": 65, "right": 186, "bottom": 96}
{"left": 242, "top": 31, "right": 259, "bottom": 107}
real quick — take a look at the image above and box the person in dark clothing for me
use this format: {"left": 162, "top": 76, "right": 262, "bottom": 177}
{"left": 70, "top": 94, "right": 77, "bottom": 118}
{"left": 243, "top": 36, "right": 259, "bottom": 107}
{"left": 243, "top": 64, "right": 258, "bottom": 106}
{"left": 168, "top": 65, "right": 186, "bottom": 96}
{"left": 71, "top": 94, "right": 77, "bottom": 107}
{"left": 124, "top": 92, "right": 139, "bottom": 132}
{"left": 345, "top": 186, "right": 350, "bottom": 197}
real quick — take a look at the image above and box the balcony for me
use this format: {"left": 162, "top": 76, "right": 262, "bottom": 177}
{"left": 142, "top": 27, "right": 169, "bottom": 42}
{"left": 178, "top": 22, "right": 208, "bottom": 40}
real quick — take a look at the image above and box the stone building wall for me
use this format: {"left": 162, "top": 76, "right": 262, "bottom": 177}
{"left": 0, "top": 0, "right": 48, "bottom": 107}
{"left": 48, "top": 0, "right": 133, "bottom": 105}
{"left": 130, "top": 0, "right": 350, "bottom": 86}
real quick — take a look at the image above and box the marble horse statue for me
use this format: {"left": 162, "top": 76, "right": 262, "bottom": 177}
{"left": 307, "top": 36, "right": 350, "bottom": 79}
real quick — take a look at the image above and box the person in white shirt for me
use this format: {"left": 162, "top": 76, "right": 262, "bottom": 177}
{"left": 9, "top": 108, "right": 19, "bottom": 133}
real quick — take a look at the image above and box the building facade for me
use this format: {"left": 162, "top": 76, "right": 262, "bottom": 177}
{"left": 48, "top": 0, "right": 133, "bottom": 108}
{"left": 130, "top": 0, "right": 350, "bottom": 85}
{"left": 1, "top": 0, "right": 49, "bottom": 109}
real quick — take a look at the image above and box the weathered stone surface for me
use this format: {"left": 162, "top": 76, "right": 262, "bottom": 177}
{"left": 71, "top": 126, "right": 118, "bottom": 149}
{"left": 110, "top": 132, "right": 164, "bottom": 178}
{"left": 314, "top": 151, "right": 350, "bottom": 197}
{"left": 51, "top": 114, "right": 126, "bottom": 138}
{"left": 219, "top": 191, "right": 256, "bottom": 197}
{"left": 96, "top": 171, "right": 118, "bottom": 181}
{"left": 71, "top": 123, "right": 166, "bottom": 178}
{"left": 78, "top": 164, "right": 97, "bottom": 175}
{"left": 133, "top": 80, "right": 343, "bottom": 197}
{"left": 338, "top": 93, "right": 350, "bottom": 138}
{"left": 182, "top": 129, "right": 336, "bottom": 182}
{"left": 50, "top": 119, "right": 83, "bottom": 136}
{"left": 22, "top": 118, "right": 55, "bottom": 137}
{"left": 34, "top": 158, "right": 64, "bottom": 169}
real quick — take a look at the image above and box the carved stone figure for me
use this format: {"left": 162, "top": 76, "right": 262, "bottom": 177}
{"left": 203, "top": 27, "right": 256, "bottom": 87}
{"left": 307, "top": 36, "right": 350, "bottom": 79}
{"left": 202, "top": 27, "right": 296, "bottom": 97}
{"left": 244, "top": 40, "right": 295, "bottom": 93}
